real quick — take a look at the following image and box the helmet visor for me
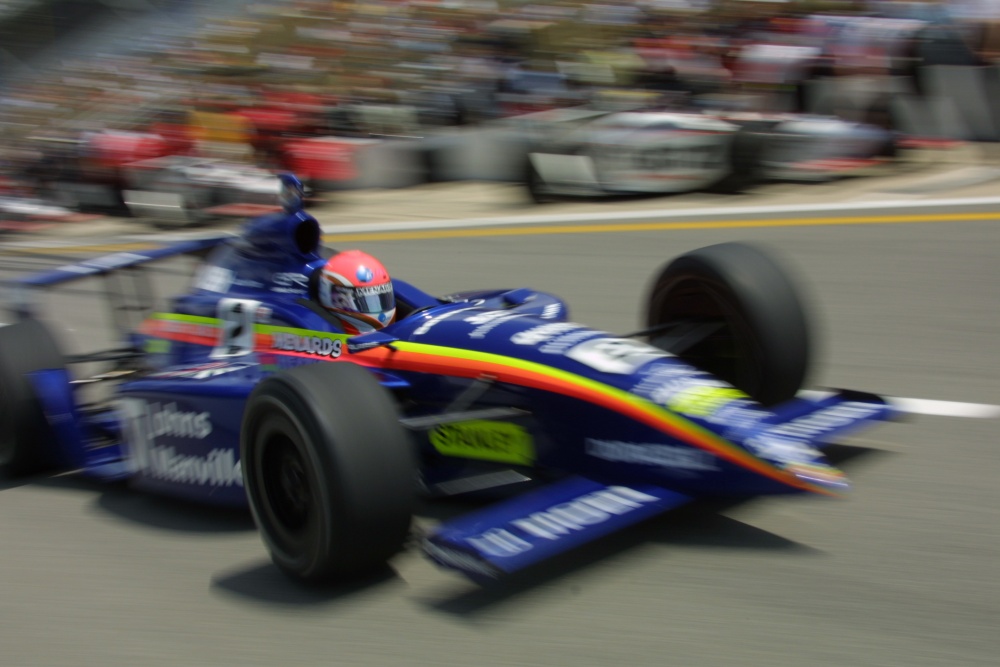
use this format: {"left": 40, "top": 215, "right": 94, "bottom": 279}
{"left": 335, "top": 283, "right": 395, "bottom": 314}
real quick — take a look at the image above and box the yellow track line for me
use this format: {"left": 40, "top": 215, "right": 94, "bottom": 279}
{"left": 4, "top": 210, "right": 997, "bottom": 255}
{"left": 321, "top": 210, "right": 1000, "bottom": 243}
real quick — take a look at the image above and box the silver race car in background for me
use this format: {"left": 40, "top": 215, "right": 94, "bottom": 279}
{"left": 723, "top": 112, "right": 897, "bottom": 183}
{"left": 123, "top": 156, "right": 284, "bottom": 227}
{"left": 522, "top": 109, "right": 896, "bottom": 202}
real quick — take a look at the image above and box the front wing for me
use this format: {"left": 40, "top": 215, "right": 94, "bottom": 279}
{"left": 424, "top": 476, "right": 691, "bottom": 583}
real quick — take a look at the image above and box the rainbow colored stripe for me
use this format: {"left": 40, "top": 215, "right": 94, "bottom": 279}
{"left": 141, "top": 313, "right": 835, "bottom": 495}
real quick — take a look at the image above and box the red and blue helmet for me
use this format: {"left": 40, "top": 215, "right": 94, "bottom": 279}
{"left": 317, "top": 250, "right": 395, "bottom": 334}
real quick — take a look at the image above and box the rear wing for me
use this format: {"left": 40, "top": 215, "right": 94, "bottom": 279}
{"left": 5, "top": 234, "right": 232, "bottom": 337}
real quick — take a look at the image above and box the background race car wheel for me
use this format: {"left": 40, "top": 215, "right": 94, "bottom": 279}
{"left": 0, "top": 319, "right": 65, "bottom": 477}
{"left": 707, "top": 129, "right": 767, "bottom": 195}
{"left": 241, "top": 362, "right": 416, "bottom": 583}
{"left": 645, "top": 242, "right": 811, "bottom": 406}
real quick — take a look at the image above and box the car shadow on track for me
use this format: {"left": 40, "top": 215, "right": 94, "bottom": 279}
{"left": 2, "top": 444, "right": 891, "bottom": 609}
{"left": 3, "top": 472, "right": 259, "bottom": 533}
{"left": 92, "top": 486, "right": 257, "bottom": 533}
{"left": 211, "top": 561, "right": 405, "bottom": 607}
{"left": 194, "top": 443, "right": 895, "bottom": 609}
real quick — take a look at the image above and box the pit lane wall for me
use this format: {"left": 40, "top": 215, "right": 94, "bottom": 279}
{"left": 335, "top": 64, "right": 999, "bottom": 191}
{"left": 343, "top": 125, "right": 532, "bottom": 190}
{"left": 805, "top": 66, "right": 1000, "bottom": 142}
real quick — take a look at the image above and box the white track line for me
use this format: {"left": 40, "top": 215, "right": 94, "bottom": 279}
{"left": 5, "top": 193, "right": 1000, "bottom": 249}
{"left": 317, "top": 194, "right": 1000, "bottom": 235}
{"left": 798, "top": 390, "right": 1000, "bottom": 419}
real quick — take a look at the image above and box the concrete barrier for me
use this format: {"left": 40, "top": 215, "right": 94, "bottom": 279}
{"left": 344, "top": 65, "right": 1000, "bottom": 190}
{"left": 349, "top": 141, "right": 428, "bottom": 190}
{"left": 923, "top": 65, "right": 999, "bottom": 141}
{"left": 807, "top": 65, "right": 1000, "bottom": 142}
{"left": 891, "top": 93, "right": 968, "bottom": 139}
{"left": 335, "top": 125, "right": 533, "bottom": 189}
{"left": 432, "top": 127, "right": 532, "bottom": 182}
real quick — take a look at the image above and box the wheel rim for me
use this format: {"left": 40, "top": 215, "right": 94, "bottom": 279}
{"left": 251, "top": 409, "right": 323, "bottom": 559}
{"left": 262, "top": 432, "right": 312, "bottom": 533}
{"left": 650, "top": 276, "right": 763, "bottom": 398}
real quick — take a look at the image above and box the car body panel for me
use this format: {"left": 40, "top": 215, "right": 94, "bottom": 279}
{"left": 531, "top": 111, "right": 735, "bottom": 194}
{"left": 526, "top": 107, "right": 894, "bottom": 197}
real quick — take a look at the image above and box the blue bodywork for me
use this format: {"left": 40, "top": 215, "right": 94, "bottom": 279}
{"left": 11, "top": 193, "right": 897, "bottom": 581}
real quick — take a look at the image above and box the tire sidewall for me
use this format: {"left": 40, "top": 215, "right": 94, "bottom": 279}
{"left": 646, "top": 243, "right": 810, "bottom": 406}
{"left": 241, "top": 362, "right": 415, "bottom": 582}
{"left": 650, "top": 262, "right": 767, "bottom": 389}
{"left": 243, "top": 390, "right": 335, "bottom": 580}
{"left": 709, "top": 129, "right": 766, "bottom": 194}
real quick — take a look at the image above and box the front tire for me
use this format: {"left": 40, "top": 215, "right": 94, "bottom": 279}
{"left": 241, "top": 362, "right": 416, "bottom": 583}
{"left": 645, "top": 242, "right": 811, "bottom": 406}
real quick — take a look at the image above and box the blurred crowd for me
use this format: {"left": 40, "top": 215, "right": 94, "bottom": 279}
{"left": 0, "top": 0, "right": 996, "bottom": 204}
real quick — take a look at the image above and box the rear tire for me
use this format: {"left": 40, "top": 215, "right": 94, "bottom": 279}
{"left": 0, "top": 319, "right": 65, "bottom": 477}
{"left": 241, "top": 362, "right": 416, "bottom": 583}
{"left": 707, "top": 129, "right": 766, "bottom": 195}
{"left": 645, "top": 243, "right": 811, "bottom": 406}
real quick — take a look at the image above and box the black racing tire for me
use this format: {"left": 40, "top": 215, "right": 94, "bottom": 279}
{"left": 0, "top": 319, "right": 65, "bottom": 477}
{"left": 707, "top": 129, "right": 767, "bottom": 195}
{"left": 645, "top": 242, "right": 811, "bottom": 407}
{"left": 419, "top": 143, "right": 450, "bottom": 184}
{"left": 241, "top": 362, "right": 416, "bottom": 583}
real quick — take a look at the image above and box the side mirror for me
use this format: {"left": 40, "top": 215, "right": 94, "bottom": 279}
{"left": 347, "top": 330, "right": 400, "bottom": 353}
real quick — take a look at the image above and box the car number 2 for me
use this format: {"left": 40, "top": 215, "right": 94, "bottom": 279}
{"left": 211, "top": 298, "right": 262, "bottom": 358}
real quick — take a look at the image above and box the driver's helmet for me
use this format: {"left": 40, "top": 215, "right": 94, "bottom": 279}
{"left": 317, "top": 250, "right": 395, "bottom": 334}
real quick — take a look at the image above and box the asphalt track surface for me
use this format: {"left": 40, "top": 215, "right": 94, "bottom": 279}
{"left": 1, "top": 173, "right": 999, "bottom": 666}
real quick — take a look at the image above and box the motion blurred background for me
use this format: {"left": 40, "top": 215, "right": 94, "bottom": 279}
{"left": 0, "top": 0, "right": 998, "bottom": 221}
{"left": 0, "top": 7, "right": 998, "bottom": 666}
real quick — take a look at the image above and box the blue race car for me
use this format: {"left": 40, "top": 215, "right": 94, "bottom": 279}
{"left": 0, "top": 176, "right": 896, "bottom": 584}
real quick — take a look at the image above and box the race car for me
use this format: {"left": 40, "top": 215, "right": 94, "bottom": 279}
{"left": 522, "top": 109, "right": 896, "bottom": 203}
{"left": 121, "top": 156, "right": 285, "bottom": 227}
{"left": 719, "top": 112, "right": 898, "bottom": 183}
{"left": 0, "top": 176, "right": 897, "bottom": 585}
